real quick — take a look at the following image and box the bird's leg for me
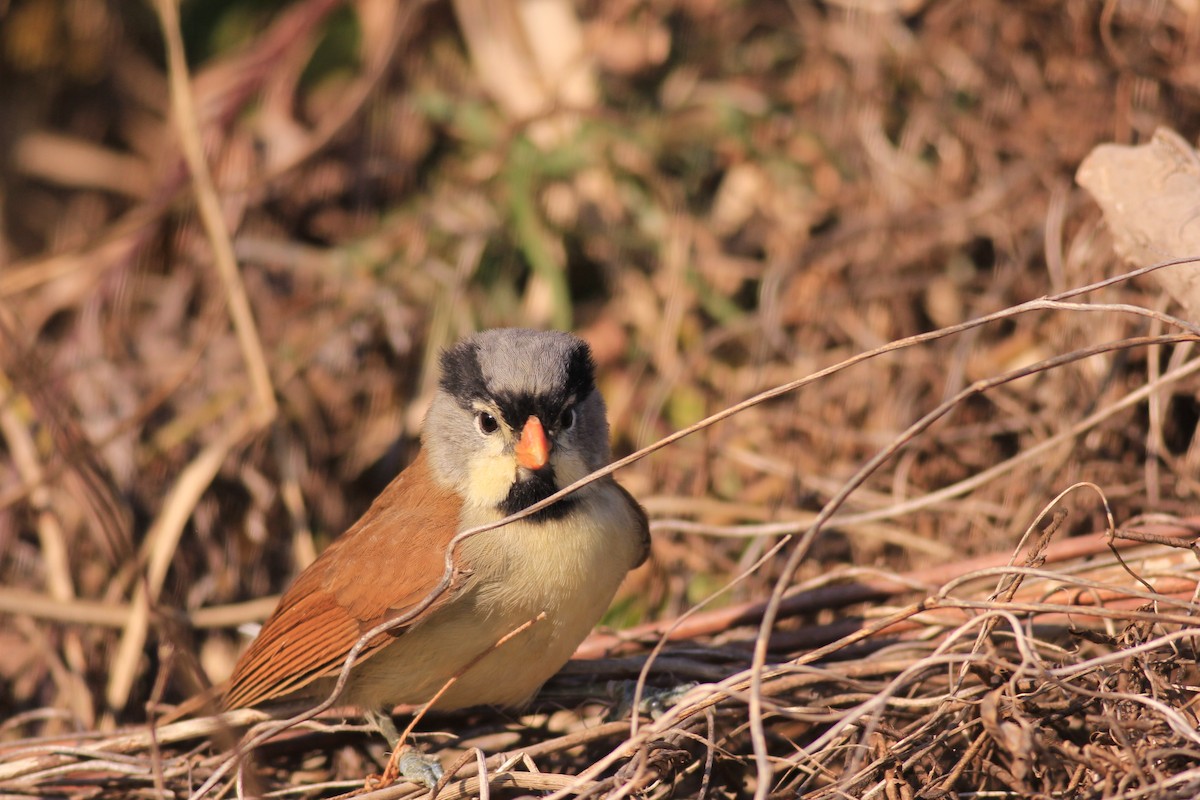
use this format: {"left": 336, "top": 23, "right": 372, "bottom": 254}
{"left": 365, "top": 708, "right": 444, "bottom": 788}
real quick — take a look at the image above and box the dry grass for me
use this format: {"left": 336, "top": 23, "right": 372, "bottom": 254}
{"left": 3, "top": 0, "right": 1200, "bottom": 797}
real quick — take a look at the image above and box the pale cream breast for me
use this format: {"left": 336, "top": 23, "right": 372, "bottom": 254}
{"left": 338, "top": 481, "right": 643, "bottom": 712}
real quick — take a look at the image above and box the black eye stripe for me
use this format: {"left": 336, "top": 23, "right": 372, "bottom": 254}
{"left": 438, "top": 334, "right": 597, "bottom": 430}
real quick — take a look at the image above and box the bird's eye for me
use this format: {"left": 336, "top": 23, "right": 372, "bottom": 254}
{"left": 476, "top": 411, "right": 499, "bottom": 435}
{"left": 560, "top": 407, "right": 575, "bottom": 430}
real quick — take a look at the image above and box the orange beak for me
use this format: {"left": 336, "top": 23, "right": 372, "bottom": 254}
{"left": 515, "top": 416, "right": 550, "bottom": 470}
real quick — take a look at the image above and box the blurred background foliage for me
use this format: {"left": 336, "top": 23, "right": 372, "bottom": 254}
{"left": 1, "top": 0, "right": 1199, "bottom": 732}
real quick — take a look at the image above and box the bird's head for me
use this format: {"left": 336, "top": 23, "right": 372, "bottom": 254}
{"left": 423, "top": 329, "right": 611, "bottom": 519}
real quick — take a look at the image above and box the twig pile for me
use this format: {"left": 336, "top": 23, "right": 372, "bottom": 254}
{"left": 3, "top": 522, "right": 1200, "bottom": 798}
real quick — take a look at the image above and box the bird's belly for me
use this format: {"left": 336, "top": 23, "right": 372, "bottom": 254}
{"left": 342, "top": 589, "right": 600, "bottom": 710}
{"left": 341, "top": 497, "right": 637, "bottom": 711}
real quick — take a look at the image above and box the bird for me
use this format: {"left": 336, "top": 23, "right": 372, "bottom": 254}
{"left": 221, "top": 328, "right": 649, "bottom": 782}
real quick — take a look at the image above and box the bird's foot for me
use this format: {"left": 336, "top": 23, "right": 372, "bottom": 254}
{"left": 363, "top": 709, "right": 443, "bottom": 789}
{"left": 380, "top": 745, "right": 444, "bottom": 789}
{"left": 608, "top": 680, "right": 699, "bottom": 720}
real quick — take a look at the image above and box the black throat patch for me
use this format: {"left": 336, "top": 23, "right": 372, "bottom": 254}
{"left": 500, "top": 466, "right": 576, "bottom": 522}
